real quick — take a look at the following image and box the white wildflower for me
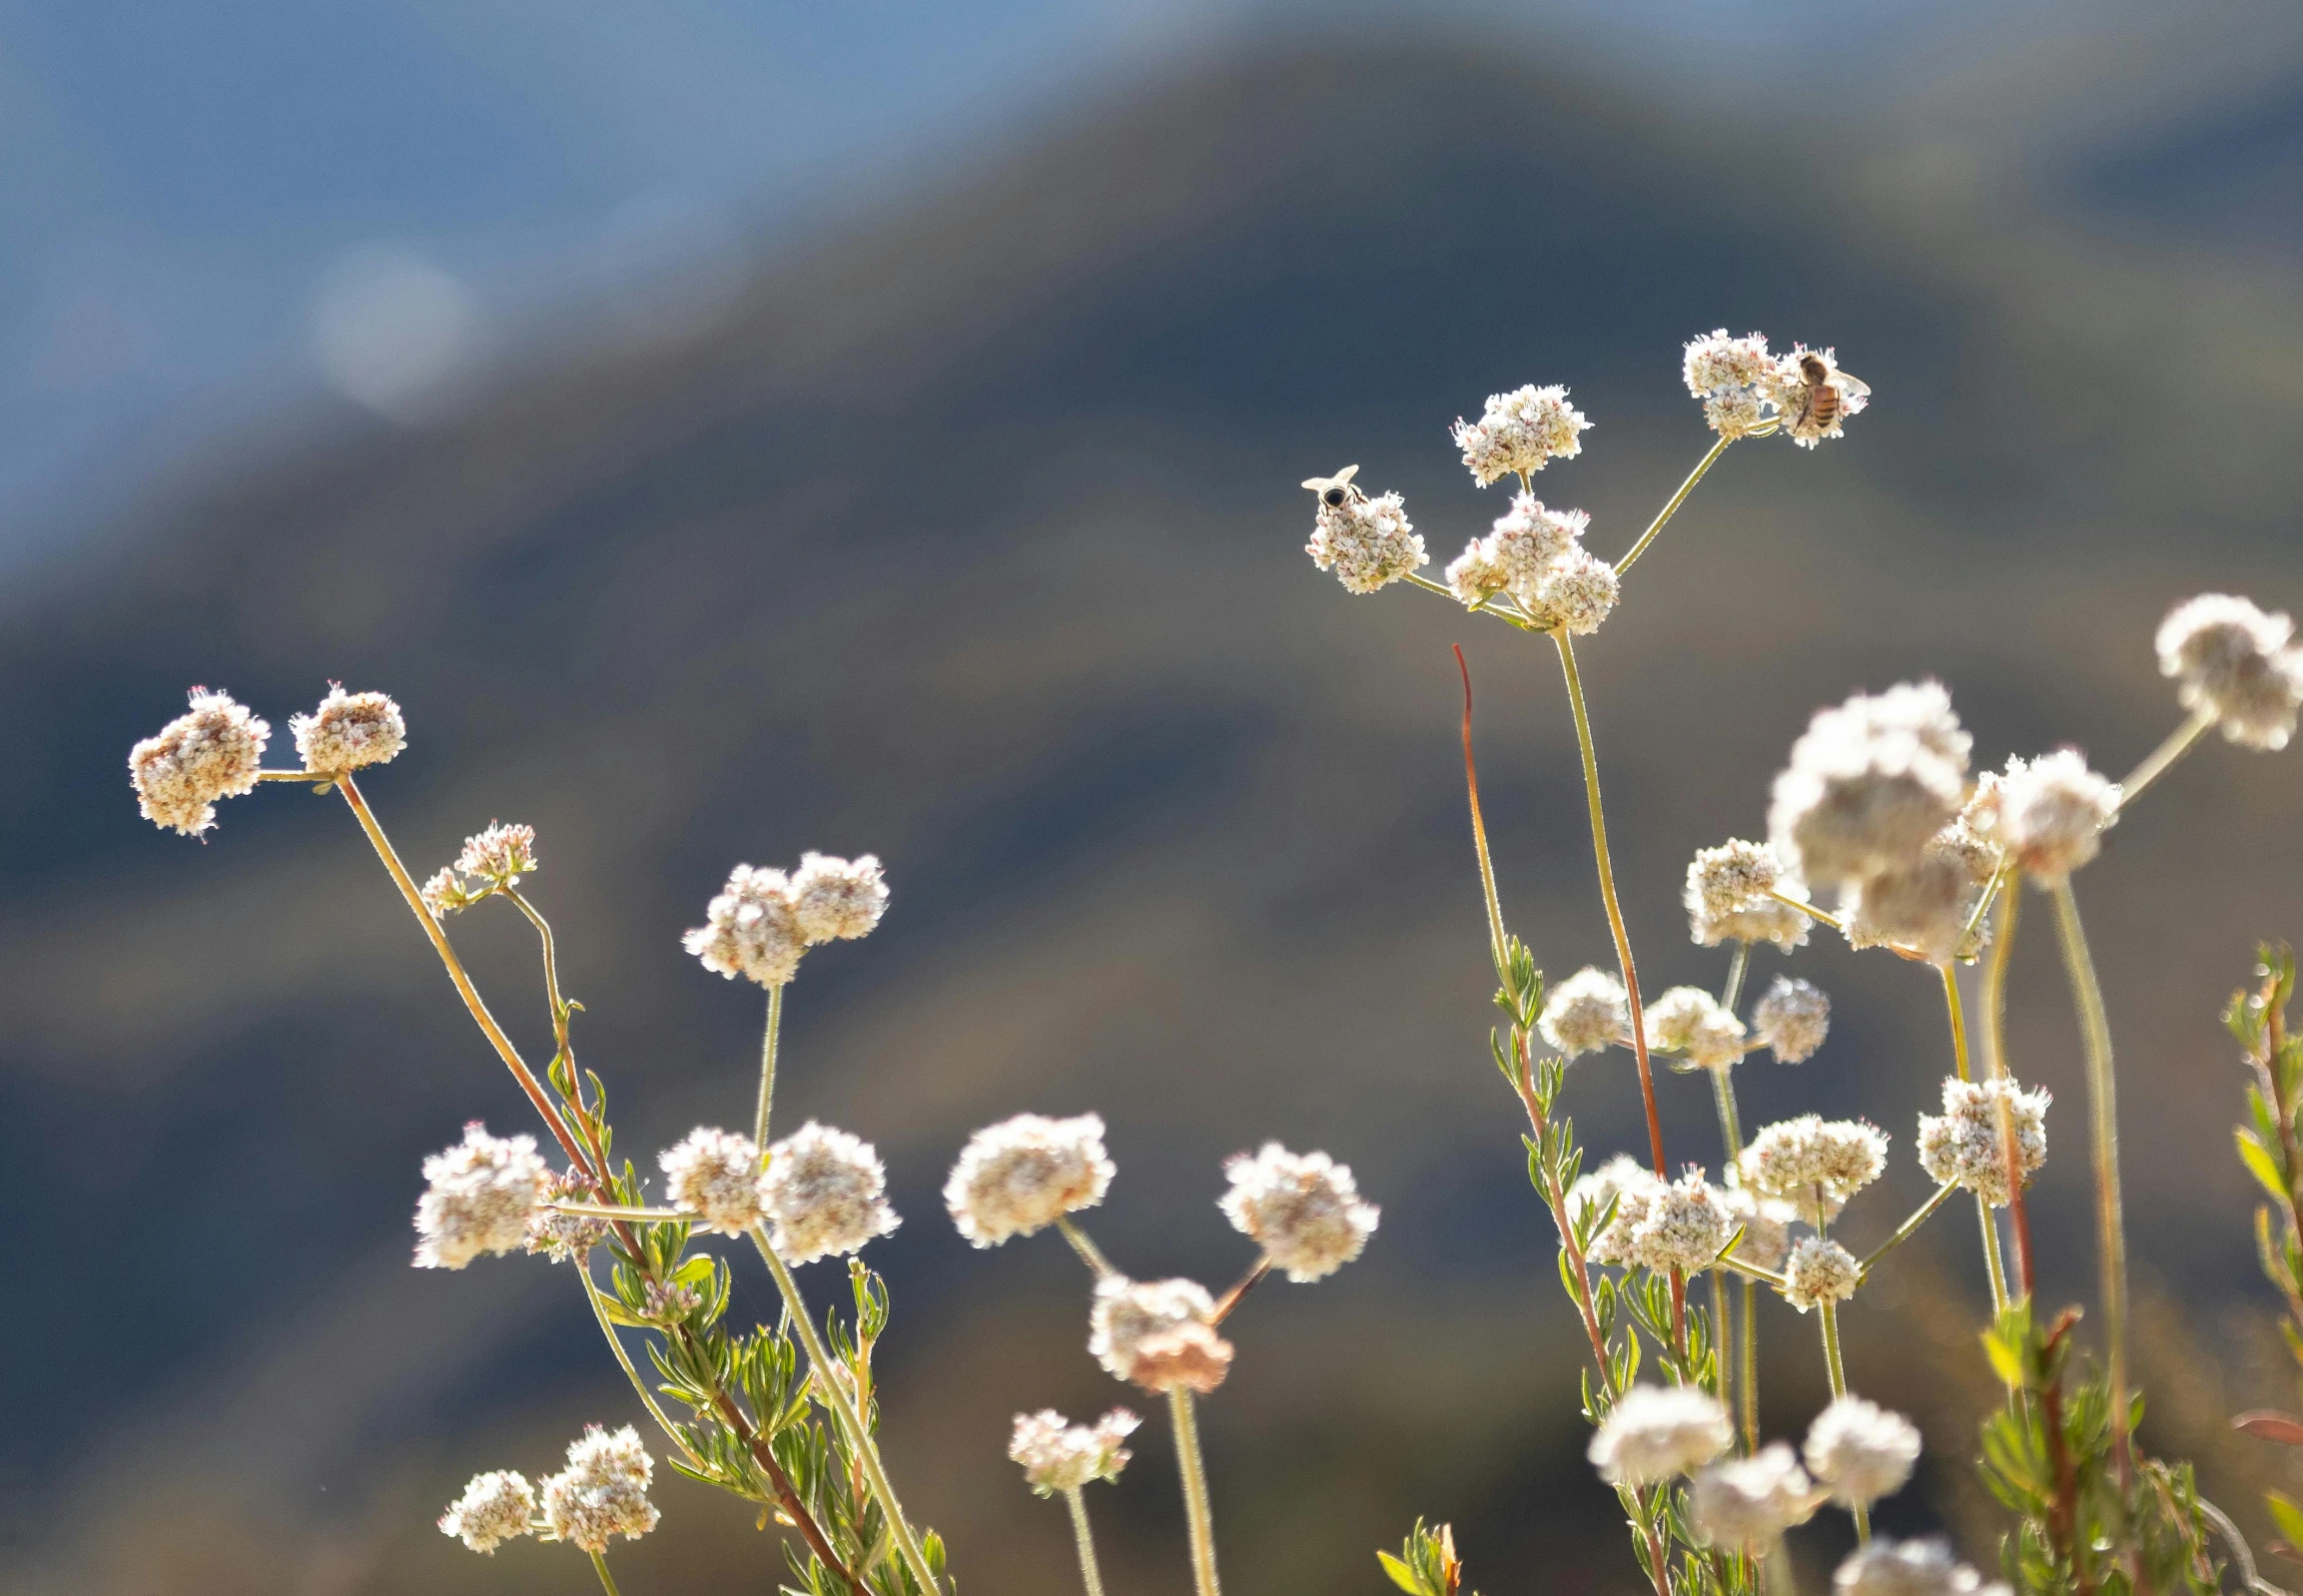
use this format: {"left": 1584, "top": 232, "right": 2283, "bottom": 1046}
{"left": 945, "top": 1112, "right": 1115, "bottom": 1246}
{"left": 659, "top": 1127, "right": 766, "bottom": 1236}
{"left": 540, "top": 1425, "right": 658, "bottom": 1553}
{"left": 1992, "top": 750, "right": 2118, "bottom": 882}
{"left": 1763, "top": 345, "right": 1870, "bottom": 448}
{"left": 1740, "top": 1116, "right": 1888, "bottom": 1225}
{"left": 456, "top": 821, "right": 537, "bottom": 884}
{"left": 414, "top": 1122, "right": 549, "bottom": 1269}
{"left": 1769, "top": 682, "right": 1970, "bottom": 888}
{"left": 1752, "top": 977, "right": 1832, "bottom": 1064}
{"left": 1686, "top": 838, "right": 1812, "bottom": 950}
{"left": 682, "top": 864, "right": 807, "bottom": 987}
{"left": 789, "top": 851, "right": 888, "bottom": 943}
{"left": 419, "top": 866, "right": 468, "bottom": 917}
{"left": 128, "top": 688, "right": 272, "bottom": 836}
{"left": 1009, "top": 1408, "right": 1139, "bottom": 1494}
{"left": 1445, "top": 538, "right": 1511, "bottom": 605}
{"left": 1684, "top": 330, "right": 1774, "bottom": 396}
{"left": 524, "top": 1167, "right": 609, "bottom": 1263}
{"left": 1918, "top": 1076, "right": 2048, "bottom": 1206}
{"left": 1703, "top": 385, "right": 1767, "bottom": 438}
{"left": 1568, "top": 1154, "right": 1664, "bottom": 1265}
{"left": 1690, "top": 1442, "right": 1824, "bottom": 1551}
{"left": 759, "top": 1123, "right": 899, "bottom": 1263}
{"left": 1306, "top": 489, "right": 1425, "bottom": 594}
{"left": 439, "top": 1470, "right": 536, "bottom": 1554}
{"left": 1540, "top": 966, "right": 1630, "bottom": 1060}
{"left": 1805, "top": 1396, "right": 1921, "bottom": 1509}
{"left": 1783, "top": 1235, "right": 1861, "bottom": 1311}
{"left": 1218, "top": 1143, "right": 1379, "bottom": 1281}
{"left": 1720, "top": 1186, "right": 1796, "bottom": 1272}
{"left": 1490, "top": 494, "right": 1587, "bottom": 580}
{"left": 2157, "top": 593, "right": 2303, "bottom": 751}
{"left": 1645, "top": 987, "right": 1747, "bottom": 1071}
{"left": 1521, "top": 546, "right": 1619, "bottom": 635}
{"left": 1844, "top": 823, "right": 1995, "bottom": 965}
{"left": 1624, "top": 1171, "right": 1733, "bottom": 1275}
{"left": 1837, "top": 1540, "right": 2006, "bottom": 1596}
{"left": 1588, "top": 1383, "right": 1734, "bottom": 1485}
{"left": 290, "top": 686, "right": 405, "bottom": 776}
{"left": 1452, "top": 385, "right": 1592, "bottom": 484}
{"left": 1090, "top": 1276, "right": 1232, "bottom": 1393}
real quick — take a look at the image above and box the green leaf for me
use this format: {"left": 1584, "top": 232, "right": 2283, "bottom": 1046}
{"left": 2270, "top": 1492, "right": 2303, "bottom": 1553}
{"left": 1377, "top": 1551, "right": 1426, "bottom": 1596}
{"left": 1982, "top": 1326, "right": 2024, "bottom": 1389}
{"left": 2238, "top": 1128, "right": 2290, "bottom": 1202}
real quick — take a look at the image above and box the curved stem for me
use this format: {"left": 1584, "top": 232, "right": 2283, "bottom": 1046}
{"left": 755, "top": 984, "right": 785, "bottom": 1152}
{"left": 581, "top": 1265, "right": 703, "bottom": 1468}
{"left": 1063, "top": 1487, "right": 1110, "bottom": 1596}
{"left": 2051, "top": 878, "right": 2131, "bottom": 1477}
{"left": 1169, "top": 1387, "right": 1222, "bottom": 1596}
{"left": 1615, "top": 434, "right": 1734, "bottom": 577}
{"left": 590, "top": 1550, "right": 623, "bottom": 1596}
{"left": 1456, "top": 645, "right": 1508, "bottom": 979}
{"left": 2115, "top": 708, "right": 2213, "bottom": 814}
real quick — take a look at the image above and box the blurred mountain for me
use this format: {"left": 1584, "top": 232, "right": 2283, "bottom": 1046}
{"left": 7, "top": 32, "right": 2303, "bottom": 1596}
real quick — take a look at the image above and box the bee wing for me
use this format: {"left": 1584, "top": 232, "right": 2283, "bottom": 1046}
{"left": 1299, "top": 476, "right": 1335, "bottom": 492}
{"left": 1831, "top": 371, "right": 1872, "bottom": 412}
{"left": 1333, "top": 463, "right": 1359, "bottom": 485}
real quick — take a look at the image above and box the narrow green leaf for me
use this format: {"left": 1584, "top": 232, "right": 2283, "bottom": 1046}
{"left": 2239, "top": 1128, "right": 2290, "bottom": 1202}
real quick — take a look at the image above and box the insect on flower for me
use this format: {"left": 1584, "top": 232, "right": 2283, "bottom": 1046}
{"left": 1300, "top": 464, "right": 1362, "bottom": 509}
{"left": 1780, "top": 351, "right": 1871, "bottom": 439}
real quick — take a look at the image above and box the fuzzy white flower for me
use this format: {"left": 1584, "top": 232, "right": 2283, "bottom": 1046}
{"left": 1645, "top": 987, "right": 1747, "bottom": 1071}
{"left": 1009, "top": 1408, "right": 1139, "bottom": 1494}
{"left": 789, "top": 851, "right": 888, "bottom": 943}
{"left": 1805, "top": 1396, "right": 1921, "bottom": 1509}
{"left": 659, "top": 1127, "right": 766, "bottom": 1236}
{"left": 1690, "top": 1442, "right": 1824, "bottom": 1550}
{"left": 439, "top": 1470, "right": 536, "bottom": 1554}
{"left": 540, "top": 1425, "right": 658, "bottom": 1553}
{"left": 1918, "top": 1077, "right": 2048, "bottom": 1205}
{"left": 1763, "top": 346, "right": 1870, "bottom": 449}
{"left": 525, "top": 1167, "right": 609, "bottom": 1263}
{"left": 1844, "top": 823, "right": 1995, "bottom": 966}
{"left": 1991, "top": 751, "right": 2118, "bottom": 882}
{"left": 683, "top": 864, "right": 807, "bottom": 987}
{"left": 1769, "top": 682, "right": 1970, "bottom": 889}
{"left": 1445, "top": 538, "right": 1512, "bottom": 605}
{"left": 1752, "top": 977, "right": 1832, "bottom": 1065}
{"left": 946, "top": 1113, "right": 1115, "bottom": 1246}
{"left": 128, "top": 688, "right": 272, "bottom": 836}
{"left": 456, "top": 821, "right": 537, "bottom": 883}
{"left": 1521, "top": 546, "right": 1619, "bottom": 635}
{"left": 1540, "top": 966, "right": 1631, "bottom": 1060}
{"left": 1089, "top": 1276, "right": 1232, "bottom": 1393}
{"left": 1306, "top": 489, "right": 1426, "bottom": 594}
{"left": 1452, "top": 385, "right": 1592, "bottom": 484}
{"left": 1490, "top": 494, "right": 1587, "bottom": 578}
{"left": 291, "top": 686, "right": 405, "bottom": 776}
{"left": 1720, "top": 1186, "right": 1796, "bottom": 1272}
{"left": 1218, "top": 1143, "right": 1379, "bottom": 1280}
{"left": 1684, "top": 330, "right": 1774, "bottom": 397}
{"left": 1686, "top": 838, "right": 1812, "bottom": 950}
{"left": 1567, "top": 1154, "right": 1664, "bottom": 1265}
{"left": 1783, "top": 1235, "right": 1861, "bottom": 1311}
{"left": 1740, "top": 1117, "right": 1888, "bottom": 1225}
{"left": 760, "top": 1122, "right": 899, "bottom": 1263}
{"left": 2157, "top": 593, "right": 2303, "bottom": 751}
{"left": 1836, "top": 1540, "right": 2006, "bottom": 1596}
{"left": 414, "top": 1122, "right": 549, "bottom": 1269}
{"left": 1587, "top": 1383, "right": 1734, "bottom": 1485}
{"left": 1703, "top": 385, "right": 1767, "bottom": 439}
{"left": 1624, "top": 1171, "right": 1734, "bottom": 1275}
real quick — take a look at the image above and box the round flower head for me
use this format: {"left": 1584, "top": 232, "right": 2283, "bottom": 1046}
{"left": 129, "top": 688, "right": 272, "bottom": 836}
{"left": 1090, "top": 1276, "right": 1229, "bottom": 1391}
{"left": 1624, "top": 1171, "right": 1733, "bottom": 1275}
{"left": 683, "top": 864, "right": 806, "bottom": 987}
{"left": 291, "top": 686, "right": 405, "bottom": 776}
{"left": 1521, "top": 546, "right": 1619, "bottom": 636}
{"left": 1588, "top": 1383, "right": 1733, "bottom": 1485}
{"left": 1218, "top": 1143, "right": 1379, "bottom": 1281}
{"left": 1306, "top": 489, "right": 1426, "bottom": 594}
{"left": 1805, "top": 1396, "right": 1921, "bottom": 1509}
{"left": 1009, "top": 1408, "right": 1140, "bottom": 1494}
{"left": 439, "top": 1470, "right": 536, "bottom": 1554}
{"left": 1918, "top": 1076, "right": 2048, "bottom": 1205}
{"left": 789, "top": 852, "right": 888, "bottom": 943}
{"left": 1837, "top": 1540, "right": 2006, "bottom": 1596}
{"left": 1769, "top": 682, "right": 1970, "bottom": 889}
{"left": 1444, "top": 537, "right": 1511, "bottom": 606}
{"left": 759, "top": 1122, "right": 899, "bottom": 1263}
{"left": 1740, "top": 1116, "right": 1888, "bottom": 1225}
{"left": 1844, "top": 823, "right": 1995, "bottom": 966}
{"left": 1783, "top": 1235, "right": 1861, "bottom": 1312}
{"left": 1991, "top": 750, "right": 2118, "bottom": 882}
{"left": 1540, "top": 966, "right": 1630, "bottom": 1060}
{"left": 1720, "top": 1186, "right": 1796, "bottom": 1272}
{"left": 414, "top": 1122, "right": 549, "bottom": 1269}
{"left": 1452, "top": 384, "right": 1592, "bottom": 484}
{"left": 456, "top": 821, "right": 537, "bottom": 884}
{"left": 1684, "top": 330, "right": 1774, "bottom": 397}
{"left": 1763, "top": 345, "right": 1870, "bottom": 448}
{"left": 1686, "top": 839, "right": 1812, "bottom": 951}
{"left": 1567, "top": 1154, "right": 1664, "bottom": 1265}
{"left": 1645, "top": 987, "right": 1747, "bottom": 1072}
{"left": 659, "top": 1127, "right": 766, "bottom": 1236}
{"left": 2156, "top": 593, "right": 2303, "bottom": 750}
{"left": 945, "top": 1112, "right": 1115, "bottom": 1246}
{"left": 1489, "top": 494, "right": 1587, "bottom": 582}
{"left": 1752, "top": 977, "right": 1832, "bottom": 1065}
{"left": 1703, "top": 384, "right": 1767, "bottom": 439}
{"left": 540, "top": 1425, "right": 658, "bottom": 1553}
{"left": 1691, "top": 1442, "right": 1824, "bottom": 1551}
{"left": 525, "top": 1166, "right": 610, "bottom": 1263}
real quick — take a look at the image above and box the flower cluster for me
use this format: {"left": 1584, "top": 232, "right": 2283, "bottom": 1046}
{"left": 1917, "top": 1076, "right": 2048, "bottom": 1205}
{"left": 1090, "top": 1275, "right": 1233, "bottom": 1394}
{"left": 1009, "top": 1408, "right": 1139, "bottom": 1494}
{"left": 1218, "top": 1143, "right": 1380, "bottom": 1281}
{"left": 1782, "top": 1235, "right": 1861, "bottom": 1311}
{"left": 1450, "top": 384, "right": 1591, "bottom": 484}
{"left": 1685, "top": 837, "right": 1812, "bottom": 950}
{"left": 659, "top": 1126, "right": 766, "bottom": 1235}
{"left": 946, "top": 1112, "right": 1115, "bottom": 1246}
{"left": 128, "top": 688, "right": 271, "bottom": 836}
{"left": 684, "top": 852, "right": 887, "bottom": 987}
{"left": 539, "top": 1425, "right": 659, "bottom": 1553}
{"left": 1804, "top": 1395, "right": 1920, "bottom": 1509}
{"left": 1688, "top": 1441, "right": 1823, "bottom": 1551}
{"left": 413, "top": 1122, "right": 549, "bottom": 1270}
{"left": 1752, "top": 977, "right": 1831, "bottom": 1064}
{"left": 1644, "top": 985, "right": 1748, "bottom": 1071}
{"left": 523, "top": 1167, "right": 609, "bottom": 1263}
{"left": 1683, "top": 330, "right": 1776, "bottom": 439}
{"left": 1540, "top": 966, "right": 1631, "bottom": 1059}
{"left": 2157, "top": 593, "right": 2303, "bottom": 750}
{"left": 1976, "top": 751, "right": 2120, "bottom": 883}
{"left": 1770, "top": 681, "right": 1971, "bottom": 890}
{"left": 1306, "top": 486, "right": 1426, "bottom": 595}
{"left": 1739, "top": 1116, "right": 1888, "bottom": 1225}
{"left": 1443, "top": 492, "right": 1617, "bottom": 632}
{"left": 759, "top": 1122, "right": 900, "bottom": 1264}
{"left": 291, "top": 685, "right": 406, "bottom": 776}
{"left": 1835, "top": 1539, "right": 2008, "bottom": 1596}
{"left": 422, "top": 820, "right": 541, "bottom": 915}
{"left": 438, "top": 1469, "right": 536, "bottom": 1554}
{"left": 1765, "top": 345, "right": 1870, "bottom": 448}
{"left": 1587, "top": 1383, "right": 1733, "bottom": 1485}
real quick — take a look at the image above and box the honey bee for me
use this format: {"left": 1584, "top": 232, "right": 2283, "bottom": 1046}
{"left": 1300, "top": 464, "right": 1362, "bottom": 509}
{"left": 1783, "top": 351, "right": 1872, "bottom": 435}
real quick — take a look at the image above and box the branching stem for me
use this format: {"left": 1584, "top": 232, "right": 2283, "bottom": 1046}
{"left": 1616, "top": 434, "right": 1734, "bottom": 577}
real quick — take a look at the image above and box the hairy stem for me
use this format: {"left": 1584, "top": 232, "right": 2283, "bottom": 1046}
{"left": 1170, "top": 1387, "right": 1222, "bottom": 1596}
{"left": 755, "top": 984, "right": 785, "bottom": 1152}
{"left": 1057, "top": 1215, "right": 1118, "bottom": 1278}
{"left": 2116, "top": 708, "right": 2214, "bottom": 814}
{"left": 1862, "top": 1183, "right": 1961, "bottom": 1273}
{"left": 2050, "top": 878, "right": 2130, "bottom": 1477}
{"left": 1064, "top": 1487, "right": 1110, "bottom": 1596}
{"left": 1209, "top": 1259, "right": 1271, "bottom": 1326}
{"left": 1819, "top": 1300, "right": 1869, "bottom": 1542}
{"left": 1740, "top": 1279, "right": 1760, "bottom": 1453}
{"left": 1515, "top": 1051, "right": 1614, "bottom": 1375}
{"left": 1767, "top": 887, "right": 1843, "bottom": 933}
{"left": 1615, "top": 433, "right": 1734, "bottom": 577}
{"left": 1455, "top": 645, "right": 1508, "bottom": 979}
{"left": 590, "top": 1550, "right": 623, "bottom": 1596}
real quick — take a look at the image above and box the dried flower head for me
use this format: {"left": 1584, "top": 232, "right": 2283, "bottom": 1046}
{"left": 1452, "top": 384, "right": 1592, "bottom": 484}
{"left": 659, "top": 1127, "right": 766, "bottom": 1236}
{"left": 1740, "top": 1116, "right": 1888, "bottom": 1225}
{"left": 1218, "top": 1143, "right": 1379, "bottom": 1281}
{"left": 1836, "top": 1539, "right": 2006, "bottom": 1596}
{"left": 1990, "top": 750, "right": 2118, "bottom": 882}
{"left": 760, "top": 1122, "right": 899, "bottom": 1263}
{"left": 1783, "top": 1235, "right": 1861, "bottom": 1311}
{"left": 129, "top": 688, "right": 272, "bottom": 836}
{"left": 1844, "top": 822, "right": 1994, "bottom": 965}
{"left": 1752, "top": 977, "right": 1832, "bottom": 1065}
{"left": 1918, "top": 1076, "right": 2048, "bottom": 1205}
{"left": 1644, "top": 987, "right": 1747, "bottom": 1071}
{"left": 1588, "top": 1383, "right": 1734, "bottom": 1485}
{"left": 2156, "top": 593, "right": 2303, "bottom": 751}
{"left": 1689, "top": 1441, "right": 1824, "bottom": 1550}
{"left": 1306, "top": 489, "right": 1426, "bottom": 594}
{"left": 1624, "top": 1171, "right": 1734, "bottom": 1275}
{"left": 945, "top": 1112, "right": 1115, "bottom": 1246}
{"left": 1540, "top": 966, "right": 1631, "bottom": 1060}
{"left": 414, "top": 1122, "right": 549, "bottom": 1269}
{"left": 439, "top": 1470, "right": 536, "bottom": 1554}
{"left": 683, "top": 864, "right": 807, "bottom": 987}
{"left": 540, "top": 1425, "right": 658, "bottom": 1553}
{"left": 1009, "top": 1408, "right": 1140, "bottom": 1494}
{"left": 1686, "top": 838, "right": 1812, "bottom": 950}
{"left": 789, "top": 851, "right": 889, "bottom": 943}
{"left": 1805, "top": 1395, "right": 1921, "bottom": 1509}
{"left": 524, "top": 1167, "right": 609, "bottom": 1263}
{"left": 1521, "top": 546, "right": 1620, "bottom": 635}
{"left": 1090, "top": 1275, "right": 1220, "bottom": 1388}
{"left": 1720, "top": 1186, "right": 1796, "bottom": 1272}
{"left": 455, "top": 821, "right": 537, "bottom": 884}
{"left": 1567, "top": 1154, "right": 1664, "bottom": 1266}
{"left": 291, "top": 686, "right": 406, "bottom": 776}
{"left": 1769, "top": 682, "right": 1970, "bottom": 889}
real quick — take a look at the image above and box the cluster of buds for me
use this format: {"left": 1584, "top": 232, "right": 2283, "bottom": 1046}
{"left": 682, "top": 852, "right": 888, "bottom": 988}
{"left": 438, "top": 1426, "right": 658, "bottom": 1559}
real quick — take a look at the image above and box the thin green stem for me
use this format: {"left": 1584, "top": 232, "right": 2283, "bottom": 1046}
{"left": 1717, "top": 1254, "right": 1791, "bottom": 1290}
{"left": 1739, "top": 1280, "right": 1760, "bottom": 1453}
{"left": 1766, "top": 887, "right": 1842, "bottom": 933}
{"left": 749, "top": 1229, "right": 943, "bottom": 1596}
{"left": 590, "top": 1550, "right": 623, "bottom": 1596}
{"left": 502, "top": 887, "right": 572, "bottom": 1062}
{"left": 1169, "top": 1387, "right": 1222, "bottom": 1596}
{"left": 1455, "top": 646, "right": 1508, "bottom": 979}
{"left": 755, "top": 984, "right": 785, "bottom": 1152}
{"left": 1403, "top": 572, "right": 1536, "bottom": 627}
{"left": 1711, "top": 1266, "right": 1734, "bottom": 1411}
{"left": 1982, "top": 882, "right": 2037, "bottom": 1297}
{"left": 1615, "top": 433, "right": 1734, "bottom": 577}
{"left": 1861, "top": 1183, "right": 1959, "bottom": 1273}
{"left": 1056, "top": 1214, "right": 1118, "bottom": 1278}
{"left": 1711, "top": 1069, "right": 1747, "bottom": 1177}
{"left": 552, "top": 1202, "right": 691, "bottom": 1221}
{"left": 581, "top": 1265, "right": 704, "bottom": 1468}
{"left": 2115, "top": 708, "right": 2214, "bottom": 814}
{"left": 1720, "top": 941, "right": 1751, "bottom": 1014}
{"left": 1942, "top": 961, "right": 2009, "bottom": 1310}
{"left": 1819, "top": 1300, "right": 1870, "bottom": 1543}
{"left": 1940, "top": 964, "right": 1972, "bottom": 1084}
{"left": 2051, "top": 878, "right": 2131, "bottom": 1477}
{"left": 1063, "top": 1487, "right": 1110, "bottom": 1596}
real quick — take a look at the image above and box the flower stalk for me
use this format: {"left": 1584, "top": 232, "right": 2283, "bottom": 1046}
{"left": 1170, "top": 1387, "right": 1222, "bottom": 1596}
